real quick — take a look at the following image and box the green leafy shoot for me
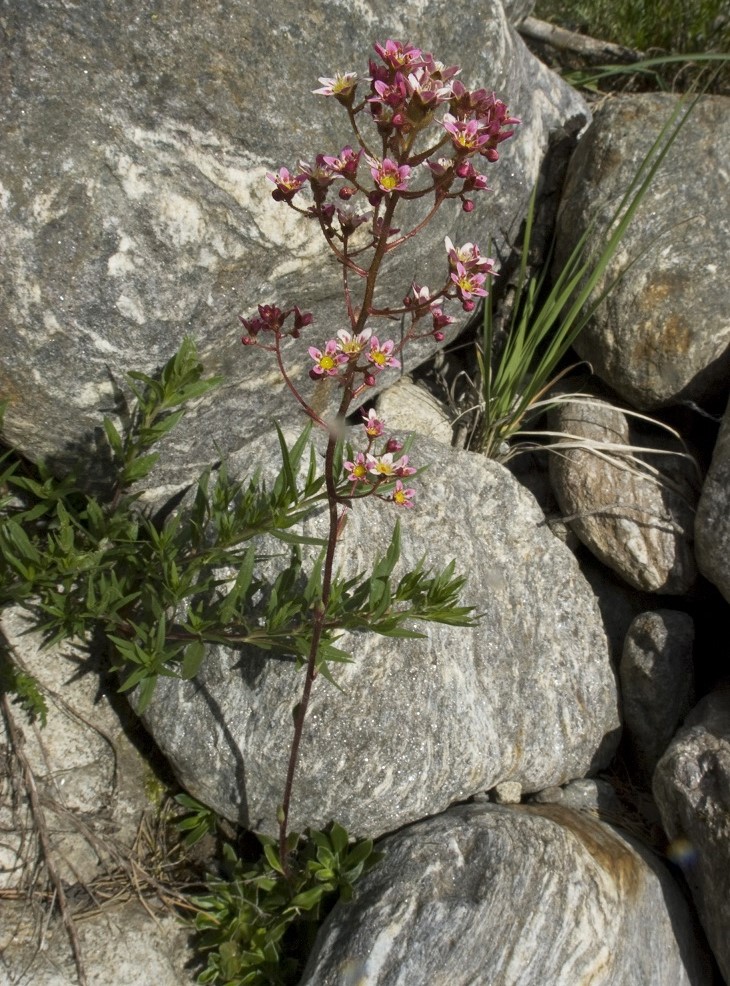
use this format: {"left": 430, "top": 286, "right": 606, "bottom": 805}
{"left": 475, "top": 92, "right": 701, "bottom": 460}
{"left": 109, "top": 337, "right": 223, "bottom": 494}
{"left": 174, "top": 792, "right": 222, "bottom": 848}
{"left": 190, "top": 823, "right": 381, "bottom": 985}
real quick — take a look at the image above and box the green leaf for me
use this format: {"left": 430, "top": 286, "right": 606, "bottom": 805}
{"left": 181, "top": 640, "right": 206, "bottom": 679}
{"left": 135, "top": 674, "right": 157, "bottom": 714}
{"left": 329, "top": 821, "right": 349, "bottom": 857}
{"left": 287, "top": 884, "right": 327, "bottom": 911}
{"left": 262, "top": 842, "right": 285, "bottom": 875}
{"left": 103, "top": 416, "right": 124, "bottom": 457}
{"left": 122, "top": 452, "right": 160, "bottom": 484}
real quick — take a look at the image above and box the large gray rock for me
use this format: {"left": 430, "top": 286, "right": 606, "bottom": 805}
{"left": 554, "top": 94, "right": 730, "bottom": 412}
{"left": 548, "top": 396, "right": 698, "bottom": 593}
{"left": 139, "top": 431, "right": 620, "bottom": 838}
{"left": 547, "top": 397, "right": 699, "bottom": 592}
{"left": 0, "top": 0, "right": 588, "bottom": 493}
{"left": 695, "top": 397, "right": 730, "bottom": 603}
{"left": 300, "top": 802, "right": 712, "bottom": 985}
{"left": 653, "top": 688, "right": 730, "bottom": 984}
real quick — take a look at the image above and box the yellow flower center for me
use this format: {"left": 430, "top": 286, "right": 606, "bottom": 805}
{"left": 380, "top": 173, "right": 398, "bottom": 190}
{"left": 370, "top": 350, "right": 387, "bottom": 367}
{"left": 393, "top": 489, "right": 408, "bottom": 504}
{"left": 375, "top": 462, "right": 394, "bottom": 475}
{"left": 320, "top": 355, "right": 336, "bottom": 370}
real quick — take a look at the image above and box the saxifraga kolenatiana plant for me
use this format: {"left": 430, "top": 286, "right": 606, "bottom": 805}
{"left": 0, "top": 38, "right": 520, "bottom": 985}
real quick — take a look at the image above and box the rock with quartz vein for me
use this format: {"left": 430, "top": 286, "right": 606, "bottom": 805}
{"left": 299, "top": 802, "right": 712, "bottom": 985}
{"left": 138, "top": 432, "right": 620, "bottom": 839}
{"left": 0, "top": 0, "right": 588, "bottom": 494}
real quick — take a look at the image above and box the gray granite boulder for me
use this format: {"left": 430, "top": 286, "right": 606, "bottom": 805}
{"left": 299, "top": 802, "right": 713, "bottom": 985}
{"left": 548, "top": 396, "right": 698, "bottom": 593}
{"left": 139, "top": 432, "right": 620, "bottom": 838}
{"left": 554, "top": 94, "right": 730, "bottom": 412}
{"left": 0, "top": 0, "right": 588, "bottom": 494}
{"left": 695, "top": 397, "right": 730, "bottom": 603}
{"left": 653, "top": 688, "right": 730, "bottom": 984}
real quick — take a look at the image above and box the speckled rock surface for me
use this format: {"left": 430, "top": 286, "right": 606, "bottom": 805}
{"left": 653, "top": 688, "right": 730, "bottom": 984}
{"left": 299, "top": 802, "right": 712, "bottom": 985}
{"left": 548, "top": 396, "right": 698, "bottom": 593}
{"left": 0, "top": 900, "right": 196, "bottom": 986}
{"left": 0, "top": 607, "right": 155, "bottom": 890}
{"left": 0, "top": 0, "right": 588, "bottom": 492}
{"left": 138, "top": 432, "right": 620, "bottom": 838}
{"left": 695, "top": 396, "right": 730, "bottom": 603}
{"left": 375, "top": 377, "right": 453, "bottom": 445}
{"left": 554, "top": 94, "right": 730, "bottom": 412}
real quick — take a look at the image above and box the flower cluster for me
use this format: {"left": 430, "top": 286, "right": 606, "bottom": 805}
{"left": 289, "top": 39, "right": 519, "bottom": 217}
{"left": 343, "top": 409, "right": 416, "bottom": 508}
{"left": 241, "top": 39, "right": 518, "bottom": 515}
{"left": 308, "top": 327, "right": 400, "bottom": 391}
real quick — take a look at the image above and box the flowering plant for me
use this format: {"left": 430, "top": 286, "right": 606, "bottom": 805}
{"left": 0, "top": 38, "right": 518, "bottom": 986}
{"left": 239, "top": 39, "right": 518, "bottom": 879}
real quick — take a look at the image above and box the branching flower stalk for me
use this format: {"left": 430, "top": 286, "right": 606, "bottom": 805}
{"left": 239, "top": 39, "right": 519, "bottom": 871}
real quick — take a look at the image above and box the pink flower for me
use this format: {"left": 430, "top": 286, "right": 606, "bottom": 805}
{"left": 404, "top": 282, "right": 433, "bottom": 311}
{"left": 321, "top": 146, "right": 362, "bottom": 177}
{"left": 450, "top": 262, "right": 489, "bottom": 303}
{"left": 368, "top": 156, "right": 411, "bottom": 193}
{"left": 373, "top": 39, "right": 422, "bottom": 71}
{"left": 336, "top": 203, "right": 371, "bottom": 233}
{"left": 366, "top": 452, "right": 414, "bottom": 477}
{"left": 337, "top": 328, "right": 373, "bottom": 355}
{"left": 308, "top": 340, "right": 348, "bottom": 378}
{"left": 313, "top": 72, "right": 358, "bottom": 98}
{"left": 393, "top": 454, "right": 416, "bottom": 477}
{"left": 361, "top": 407, "right": 385, "bottom": 437}
{"left": 442, "top": 114, "right": 490, "bottom": 153}
{"left": 426, "top": 157, "right": 455, "bottom": 178}
{"left": 369, "top": 74, "right": 408, "bottom": 109}
{"left": 343, "top": 452, "right": 370, "bottom": 483}
{"left": 366, "top": 452, "right": 398, "bottom": 476}
{"left": 367, "top": 337, "right": 401, "bottom": 370}
{"left": 391, "top": 479, "right": 416, "bottom": 508}
{"left": 266, "top": 167, "right": 307, "bottom": 202}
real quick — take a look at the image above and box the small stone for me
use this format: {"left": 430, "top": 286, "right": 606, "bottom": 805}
{"left": 492, "top": 781, "right": 523, "bottom": 804}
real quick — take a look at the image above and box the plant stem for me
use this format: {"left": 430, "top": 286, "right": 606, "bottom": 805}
{"left": 277, "top": 388, "right": 351, "bottom": 873}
